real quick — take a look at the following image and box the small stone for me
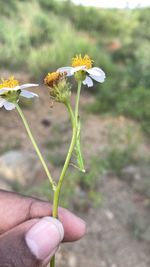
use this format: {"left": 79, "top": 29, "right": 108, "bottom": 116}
{"left": 68, "top": 253, "right": 77, "bottom": 267}
{"left": 0, "top": 150, "right": 44, "bottom": 188}
{"left": 105, "top": 209, "right": 114, "bottom": 220}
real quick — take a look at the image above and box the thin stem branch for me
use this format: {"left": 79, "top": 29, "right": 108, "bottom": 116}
{"left": 66, "top": 101, "right": 75, "bottom": 127}
{"left": 15, "top": 103, "right": 56, "bottom": 191}
{"left": 75, "top": 81, "right": 82, "bottom": 124}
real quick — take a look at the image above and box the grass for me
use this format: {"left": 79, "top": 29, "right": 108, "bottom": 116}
{"left": 0, "top": 0, "right": 106, "bottom": 79}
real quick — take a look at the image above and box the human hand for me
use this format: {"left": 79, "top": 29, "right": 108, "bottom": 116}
{"left": 0, "top": 190, "right": 86, "bottom": 267}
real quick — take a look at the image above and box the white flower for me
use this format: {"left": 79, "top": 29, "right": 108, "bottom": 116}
{"left": 57, "top": 55, "right": 105, "bottom": 87}
{"left": 0, "top": 83, "right": 39, "bottom": 111}
{"left": 57, "top": 65, "right": 105, "bottom": 87}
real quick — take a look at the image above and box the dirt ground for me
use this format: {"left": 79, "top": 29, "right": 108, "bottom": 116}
{"left": 0, "top": 72, "right": 150, "bottom": 267}
{"left": 60, "top": 175, "right": 150, "bottom": 267}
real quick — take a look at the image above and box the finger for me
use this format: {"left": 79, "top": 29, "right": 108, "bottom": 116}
{"left": 58, "top": 207, "right": 86, "bottom": 242}
{"left": 0, "top": 217, "right": 64, "bottom": 267}
{"left": 0, "top": 190, "right": 86, "bottom": 242}
{"left": 0, "top": 190, "right": 52, "bottom": 233}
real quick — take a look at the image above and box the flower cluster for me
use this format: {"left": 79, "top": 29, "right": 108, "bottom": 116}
{"left": 0, "top": 55, "right": 105, "bottom": 110}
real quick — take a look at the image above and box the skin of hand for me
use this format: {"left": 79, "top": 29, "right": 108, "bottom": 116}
{"left": 0, "top": 190, "right": 86, "bottom": 267}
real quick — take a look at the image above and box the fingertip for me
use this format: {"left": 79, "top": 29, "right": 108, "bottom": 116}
{"left": 58, "top": 208, "right": 86, "bottom": 242}
{"left": 25, "top": 217, "right": 64, "bottom": 260}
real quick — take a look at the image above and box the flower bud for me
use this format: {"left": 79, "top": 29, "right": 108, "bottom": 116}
{"left": 44, "top": 72, "right": 71, "bottom": 104}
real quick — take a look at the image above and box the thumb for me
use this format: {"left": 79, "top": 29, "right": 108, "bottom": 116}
{"left": 0, "top": 217, "right": 64, "bottom": 267}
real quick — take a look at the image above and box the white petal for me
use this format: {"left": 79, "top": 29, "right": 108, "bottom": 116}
{"left": 0, "top": 98, "right": 6, "bottom": 107}
{"left": 57, "top": 67, "right": 74, "bottom": 76}
{"left": 88, "top": 67, "right": 106, "bottom": 83}
{"left": 86, "top": 67, "right": 105, "bottom": 77}
{"left": 72, "top": 66, "right": 86, "bottom": 73}
{"left": 3, "top": 101, "right": 16, "bottom": 110}
{"left": 83, "top": 76, "right": 93, "bottom": 87}
{"left": 19, "top": 84, "right": 39, "bottom": 90}
{"left": 90, "top": 73, "right": 105, "bottom": 83}
{"left": 20, "top": 90, "right": 38, "bottom": 98}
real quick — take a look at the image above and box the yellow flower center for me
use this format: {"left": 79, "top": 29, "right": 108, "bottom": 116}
{"left": 0, "top": 76, "right": 19, "bottom": 89}
{"left": 71, "top": 54, "right": 93, "bottom": 69}
{"left": 44, "top": 72, "right": 66, "bottom": 87}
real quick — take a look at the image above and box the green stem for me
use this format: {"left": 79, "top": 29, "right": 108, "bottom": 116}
{"left": 50, "top": 256, "right": 55, "bottom": 267}
{"left": 15, "top": 103, "right": 56, "bottom": 191}
{"left": 52, "top": 103, "right": 76, "bottom": 218}
{"left": 66, "top": 101, "right": 75, "bottom": 127}
{"left": 50, "top": 82, "right": 82, "bottom": 267}
{"left": 50, "top": 103, "right": 74, "bottom": 267}
{"left": 75, "top": 81, "right": 82, "bottom": 124}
